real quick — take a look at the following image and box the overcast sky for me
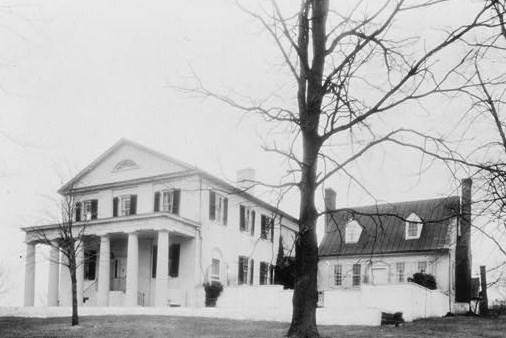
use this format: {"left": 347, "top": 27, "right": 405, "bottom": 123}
{"left": 0, "top": 0, "right": 504, "bottom": 305}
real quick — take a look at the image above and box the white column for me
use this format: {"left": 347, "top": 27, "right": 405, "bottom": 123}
{"left": 47, "top": 245, "right": 60, "bottom": 306}
{"left": 75, "top": 242, "right": 84, "bottom": 306}
{"left": 97, "top": 235, "right": 110, "bottom": 307}
{"left": 155, "top": 231, "right": 169, "bottom": 307}
{"left": 59, "top": 251, "right": 73, "bottom": 306}
{"left": 126, "top": 232, "right": 139, "bottom": 306}
{"left": 23, "top": 243, "right": 36, "bottom": 307}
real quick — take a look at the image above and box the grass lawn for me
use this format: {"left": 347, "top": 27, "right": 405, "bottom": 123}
{"left": 0, "top": 315, "right": 505, "bottom": 338}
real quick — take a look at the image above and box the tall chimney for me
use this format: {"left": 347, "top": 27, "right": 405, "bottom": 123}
{"left": 455, "top": 178, "right": 473, "bottom": 302}
{"left": 236, "top": 168, "right": 256, "bottom": 194}
{"left": 324, "top": 188, "right": 337, "bottom": 232}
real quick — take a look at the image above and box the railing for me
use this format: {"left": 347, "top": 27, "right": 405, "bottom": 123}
{"left": 138, "top": 292, "right": 145, "bottom": 306}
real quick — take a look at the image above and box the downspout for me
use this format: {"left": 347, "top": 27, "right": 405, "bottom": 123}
{"left": 198, "top": 175, "right": 204, "bottom": 278}
{"left": 448, "top": 249, "right": 452, "bottom": 313}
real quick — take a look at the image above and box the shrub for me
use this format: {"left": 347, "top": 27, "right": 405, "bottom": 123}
{"left": 408, "top": 272, "right": 437, "bottom": 290}
{"left": 204, "top": 281, "right": 223, "bottom": 307}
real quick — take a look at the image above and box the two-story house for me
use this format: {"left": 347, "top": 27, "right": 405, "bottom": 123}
{"left": 318, "top": 179, "right": 473, "bottom": 312}
{"left": 22, "top": 138, "right": 298, "bottom": 308}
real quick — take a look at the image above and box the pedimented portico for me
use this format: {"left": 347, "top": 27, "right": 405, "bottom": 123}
{"left": 22, "top": 138, "right": 298, "bottom": 308}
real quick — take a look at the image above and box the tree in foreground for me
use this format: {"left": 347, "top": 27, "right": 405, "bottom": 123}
{"left": 181, "top": 1, "right": 503, "bottom": 336}
{"left": 31, "top": 187, "right": 88, "bottom": 326}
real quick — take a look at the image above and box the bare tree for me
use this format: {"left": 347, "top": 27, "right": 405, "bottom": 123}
{"left": 30, "top": 186, "right": 89, "bottom": 326}
{"left": 177, "top": 1, "right": 503, "bottom": 336}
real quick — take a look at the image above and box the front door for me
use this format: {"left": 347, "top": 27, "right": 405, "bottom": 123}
{"left": 111, "top": 257, "right": 127, "bottom": 291}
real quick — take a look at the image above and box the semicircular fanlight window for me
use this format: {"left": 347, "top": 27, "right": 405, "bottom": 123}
{"left": 113, "top": 159, "right": 138, "bottom": 171}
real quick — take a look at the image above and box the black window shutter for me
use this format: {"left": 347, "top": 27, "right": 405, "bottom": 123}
{"left": 172, "top": 189, "right": 181, "bottom": 215}
{"left": 261, "top": 215, "right": 266, "bottom": 239}
{"left": 238, "top": 258, "right": 243, "bottom": 284}
{"left": 130, "top": 195, "right": 137, "bottom": 215}
{"left": 250, "top": 259, "right": 255, "bottom": 285}
{"left": 209, "top": 191, "right": 216, "bottom": 220}
{"left": 113, "top": 197, "right": 118, "bottom": 217}
{"left": 270, "top": 218, "right": 274, "bottom": 242}
{"left": 75, "top": 202, "right": 82, "bottom": 222}
{"left": 223, "top": 197, "right": 228, "bottom": 225}
{"left": 152, "top": 245, "right": 157, "bottom": 278}
{"left": 169, "top": 244, "right": 180, "bottom": 277}
{"left": 240, "top": 205, "right": 245, "bottom": 231}
{"left": 251, "top": 211, "right": 256, "bottom": 236}
{"left": 154, "top": 192, "right": 160, "bottom": 212}
{"left": 269, "top": 264, "right": 274, "bottom": 284}
{"left": 91, "top": 200, "right": 98, "bottom": 220}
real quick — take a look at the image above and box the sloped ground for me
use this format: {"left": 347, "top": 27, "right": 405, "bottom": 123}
{"left": 0, "top": 315, "right": 504, "bottom": 338}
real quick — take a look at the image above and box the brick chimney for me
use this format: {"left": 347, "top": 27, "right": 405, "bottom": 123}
{"left": 324, "top": 188, "right": 336, "bottom": 232}
{"left": 455, "top": 178, "right": 473, "bottom": 302}
{"left": 236, "top": 168, "right": 256, "bottom": 194}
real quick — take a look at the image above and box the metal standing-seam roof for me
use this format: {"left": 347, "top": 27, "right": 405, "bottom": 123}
{"left": 319, "top": 196, "right": 461, "bottom": 257}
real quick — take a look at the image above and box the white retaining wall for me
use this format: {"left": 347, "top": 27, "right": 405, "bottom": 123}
{"left": 323, "top": 282, "right": 449, "bottom": 322}
{"left": 217, "top": 283, "right": 449, "bottom": 325}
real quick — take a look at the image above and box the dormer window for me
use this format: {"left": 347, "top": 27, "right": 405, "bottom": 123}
{"left": 113, "top": 159, "right": 138, "bottom": 171}
{"left": 405, "top": 213, "right": 423, "bottom": 240}
{"left": 345, "top": 220, "right": 362, "bottom": 243}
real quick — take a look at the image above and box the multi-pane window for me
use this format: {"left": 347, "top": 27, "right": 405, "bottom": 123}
{"left": 345, "top": 220, "right": 362, "bottom": 243}
{"left": 260, "top": 262, "right": 269, "bottom": 285}
{"left": 396, "top": 262, "right": 405, "bottom": 282}
{"left": 240, "top": 205, "right": 256, "bottom": 235}
{"left": 408, "top": 222, "right": 418, "bottom": 237}
{"left": 210, "top": 258, "right": 220, "bottom": 282}
{"left": 238, "top": 256, "right": 249, "bottom": 285}
{"left": 418, "top": 261, "right": 427, "bottom": 273}
{"left": 154, "top": 189, "right": 181, "bottom": 214}
{"left": 209, "top": 191, "right": 228, "bottom": 225}
{"left": 352, "top": 264, "right": 361, "bottom": 287}
{"left": 334, "top": 265, "right": 343, "bottom": 286}
{"left": 75, "top": 199, "right": 98, "bottom": 222}
{"left": 113, "top": 195, "right": 137, "bottom": 217}
{"left": 406, "top": 213, "right": 423, "bottom": 239}
{"left": 121, "top": 196, "right": 131, "bottom": 216}
{"left": 261, "top": 215, "right": 274, "bottom": 242}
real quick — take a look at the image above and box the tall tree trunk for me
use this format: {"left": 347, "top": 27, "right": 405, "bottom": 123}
{"left": 69, "top": 258, "right": 79, "bottom": 326}
{"left": 288, "top": 135, "right": 321, "bottom": 338}
{"left": 288, "top": 1, "right": 327, "bottom": 337}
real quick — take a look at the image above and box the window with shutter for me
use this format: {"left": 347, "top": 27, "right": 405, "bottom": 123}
{"left": 251, "top": 211, "right": 256, "bottom": 236}
{"left": 75, "top": 202, "right": 82, "bottom": 222}
{"left": 113, "top": 197, "right": 118, "bottom": 217}
{"left": 154, "top": 192, "right": 160, "bottom": 212}
{"left": 209, "top": 191, "right": 216, "bottom": 220}
{"left": 260, "top": 262, "right": 268, "bottom": 285}
{"left": 261, "top": 215, "right": 274, "bottom": 241}
{"left": 238, "top": 256, "right": 248, "bottom": 285}
{"left": 130, "top": 195, "right": 137, "bottom": 215}
{"left": 91, "top": 200, "right": 98, "bottom": 220}
{"left": 352, "top": 264, "right": 361, "bottom": 287}
{"left": 210, "top": 191, "right": 228, "bottom": 225}
{"left": 249, "top": 259, "right": 255, "bottom": 285}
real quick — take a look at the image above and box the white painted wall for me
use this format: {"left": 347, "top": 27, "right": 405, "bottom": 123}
{"left": 318, "top": 252, "right": 452, "bottom": 293}
{"left": 322, "top": 283, "right": 449, "bottom": 322}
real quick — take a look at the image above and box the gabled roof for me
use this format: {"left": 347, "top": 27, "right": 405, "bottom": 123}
{"left": 319, "top": 196, "right": 460, "bottom": 257}
{"left": 58, "top": 138, "right": 298, "bottom": 225}
{"left": 59, "top": 138, "right": 195, "bottom": 193}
